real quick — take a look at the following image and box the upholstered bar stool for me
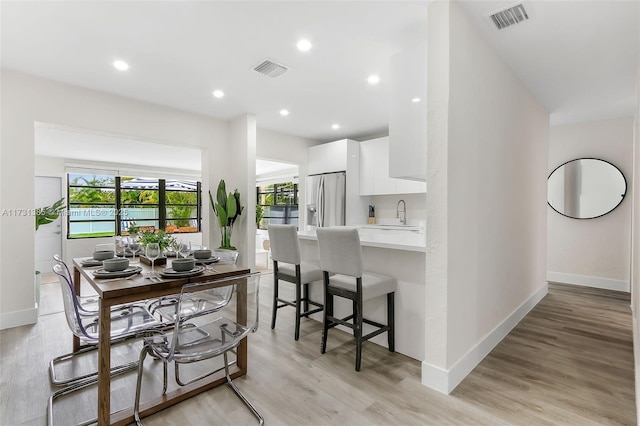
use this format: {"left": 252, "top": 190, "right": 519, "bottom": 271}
{"left": 315, "top": 227, "right": 396, "bottom": 371}
{"left": 268, "top": 224, "right": 324, "bottom": 340}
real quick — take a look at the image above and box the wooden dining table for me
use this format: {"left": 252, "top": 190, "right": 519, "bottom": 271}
{"left": 72, "top": 257, "right": 251, "bottom": 426}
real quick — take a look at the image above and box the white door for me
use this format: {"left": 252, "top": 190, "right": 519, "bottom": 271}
{"left": 35, "top": 176, "right": 62, "bottom": 273}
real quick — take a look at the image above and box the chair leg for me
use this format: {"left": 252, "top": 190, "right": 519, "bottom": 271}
{"left": 224, "top": 352, "right": 264, "bottom": 425}
{"left": 321, "top": 274, "right": 330, "bottom": 354}
{"left": 49, "top": 343, "right": 139, "bottom": 386}
{"left": 387, "top": 292, "right": 395, "bottom": 352}
{"left": 355, "top": 293, "right": 363, "bottom": 372}
{"left": 294, "top": 282, "right": 301, "bottom": 341}
{"left": 134, "top": 345, "right": 151, "bottom": 426}
{"left": 48, "top": 378, "right": 100, "bottom": 426}
{"left": 303, "top": 283, "right": 310, "bottom": 313}
{"left": 271, "top": 273, "right": 279, "bottom": 330}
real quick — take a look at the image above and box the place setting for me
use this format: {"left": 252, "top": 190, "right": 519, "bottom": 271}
{"left": 160, "top": 258, "right": 205, "bottom": 278}
{"left": 81, "top": 248, "right": 115, "bottom": 267}
{"left": 92, "top": 257, "right": 142, "bottom": 281}
{"left": 193, "top": 249, "right": 220, "bottom": 265}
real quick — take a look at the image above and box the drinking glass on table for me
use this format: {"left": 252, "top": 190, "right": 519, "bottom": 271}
{"left": 145, "top": 243, "right": 160, "bottom": 278}
{"left": 178, "top": 241, "right": 191, "bottom": 259}
{"left": 129, "top": 237, "right": 141, "bottom": 264}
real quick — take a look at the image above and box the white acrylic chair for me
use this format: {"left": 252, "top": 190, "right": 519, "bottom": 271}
{"left": 268, "top": 224, "right": 323, "bottom": 340}
{"left": 315, "top": 227, "right": 396, "bottom": 371}
{"left": 133, "top": 273, "right": 263, "bottom": 425}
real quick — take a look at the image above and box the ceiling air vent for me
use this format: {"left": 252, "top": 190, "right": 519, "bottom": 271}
{"left": 252, "top": 59, "right": 289, "bottom": 78}
{"left": 489, "top": 3, "right": 529, "bottom": 30}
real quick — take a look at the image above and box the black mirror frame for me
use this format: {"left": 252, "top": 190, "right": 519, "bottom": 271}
{"left": 547, "top": 157, "right": 627, "bottom": 220}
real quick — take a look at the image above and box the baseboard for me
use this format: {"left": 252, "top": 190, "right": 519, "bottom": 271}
{"left": 547, "top": 271, "right": 629, "bottom": 292}
{"left": 0, "top": 305, "right": 38, "bottom": 330}
{"left": 421, "top": 283, "right": 548, "bottom": 394}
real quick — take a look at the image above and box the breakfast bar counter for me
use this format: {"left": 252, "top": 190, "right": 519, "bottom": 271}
{"left": 297, "top": 228, "right": 426, "bottom": 361}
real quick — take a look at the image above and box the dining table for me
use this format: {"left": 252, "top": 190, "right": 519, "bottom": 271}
{"left": 72, "top": 256, "right": 251, "bottom": 426}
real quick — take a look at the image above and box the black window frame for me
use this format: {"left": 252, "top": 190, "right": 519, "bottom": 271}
{"left": 256, "top": 182, "right": 299, "bottom": 230}
{"left": 67, "top": 174, "right": 201, "bottom": 239}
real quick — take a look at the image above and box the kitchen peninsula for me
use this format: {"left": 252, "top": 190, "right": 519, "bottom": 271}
{"left": 297, "top": 227, "right": 426, "bottom": 360}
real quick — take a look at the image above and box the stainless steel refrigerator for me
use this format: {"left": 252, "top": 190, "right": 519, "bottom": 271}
{"left": 306, "top": 171, "right": 346, "bottom": 228}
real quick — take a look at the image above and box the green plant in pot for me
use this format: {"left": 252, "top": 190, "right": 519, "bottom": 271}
{"left": 36, "top": 197, "right": 65, "bottom": 231}
{"left": 209, "top": 179, "right": 243, "bottom": 250}
{"left": 35, "top": 197, "right": 66, "bottom": 307}
{"left": 138, "top": 229, "right": 176, "bottom": 253}
{"left": 256, "top": 204, "right": 263, "bottom": 228}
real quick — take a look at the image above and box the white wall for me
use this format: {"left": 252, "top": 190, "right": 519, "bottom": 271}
{"left": 370, "top": 193, "right": 426, "bottom": 226}
{"left": 0, "top": 69, "right": 232, "bottom": 329}
{"left": 423, "top": 1, "right": 549, "bottom": 393}
{"left": 632, "top": 60, "right": 639, "bottom": 426}
{"left": 256, "top": 127, "right": 321, "bottom": 228}
{"left": 547, "top": 118, "right": 634, "bottom": 291}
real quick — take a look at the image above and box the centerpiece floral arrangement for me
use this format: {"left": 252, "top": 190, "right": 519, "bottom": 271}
{"left": 209, "top": 179, "right": 243, "bottom": 250}
{"left": 138, "top": 229, "right": 176, "bottom": 253}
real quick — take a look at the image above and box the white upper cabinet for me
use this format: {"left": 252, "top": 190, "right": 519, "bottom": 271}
{"left": 359, "top": 137, "right": 426, "bottom": 196}
{"left": 389, "top": 41, "right": 427, "bottom": 181}
{"left": 308, "top": 139, "right": 348, "bottom": 175}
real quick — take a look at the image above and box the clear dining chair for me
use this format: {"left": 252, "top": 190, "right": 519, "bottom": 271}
{"left": 133, "top": 273, "right": 263, "bottom": 425}
{"left": 52, "top": 254, "right": 100, "bottom": 316}
{"left": 49, "top": 264, "right": 161, "bottom": 386}
{"left": 148, "top": 248, "right": 240, "bottom": 322}
{"left": 48, "top": 264, "right": 162, "bottom": 425}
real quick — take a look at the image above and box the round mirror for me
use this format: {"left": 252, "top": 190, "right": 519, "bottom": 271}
{"left": 547, "top": 158, "right": 626, "bottom": 219}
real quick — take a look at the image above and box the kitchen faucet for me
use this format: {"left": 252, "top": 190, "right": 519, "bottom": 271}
{"left": 396, "top": 199, "right": 406, "bottom": 225}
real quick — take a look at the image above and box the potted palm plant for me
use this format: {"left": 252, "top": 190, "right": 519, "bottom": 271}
{"left": 209, "top": 179, "right": 244, "bottom": 250}
{"left": 35, "top": 197, "right": 65, "bottom": 306}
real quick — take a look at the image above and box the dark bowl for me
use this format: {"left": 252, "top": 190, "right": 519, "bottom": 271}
{"left": 193, "top": 249, "right": 212, "bottom": 260}
{"left": 93, "top": 250, "right": 115, "bottom": 261}
{"left": 103, "top": 258, "right": 129, "bottom": 272}
{"left": 172, "top": 258, "right": 195, "bottom": 272}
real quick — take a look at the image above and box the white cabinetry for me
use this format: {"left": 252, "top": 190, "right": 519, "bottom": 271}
{"left": 359, "top": 137, "right": 426, "bottom": 196}
{"left": 389, "top": 42, "right": 427, "bottom": 181}
{"left": 308, "top": 140, "right": 348, "bottom": 175}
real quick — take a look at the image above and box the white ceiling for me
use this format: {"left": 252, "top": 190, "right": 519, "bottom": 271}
{"left": 2, "top": 1, "right": 638, "bottom": 145}
{"left": 456, "top": 0, "right": 639, "bottom": 125}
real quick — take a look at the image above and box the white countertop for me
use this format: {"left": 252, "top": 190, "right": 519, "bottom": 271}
{"left": 298, "top": 227, "right": 426, "bottom": 252}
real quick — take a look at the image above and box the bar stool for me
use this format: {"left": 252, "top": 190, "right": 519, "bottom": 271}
{"left": 268, "top": 224, "right": 324, "bottom": 340}
{"left": 315, "top": 227, "right": 396, "bottom": 371}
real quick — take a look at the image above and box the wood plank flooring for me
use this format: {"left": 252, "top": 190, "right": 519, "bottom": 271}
{"left": 0, "top": 276, "right": 635, "bottom": 425}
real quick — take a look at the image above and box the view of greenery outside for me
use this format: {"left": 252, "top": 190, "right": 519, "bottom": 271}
{"left": 256, "top": 182, "right": 298, "bottom": 230}
{"left": 67, "top": 174, "right": 200, "bottom": 238}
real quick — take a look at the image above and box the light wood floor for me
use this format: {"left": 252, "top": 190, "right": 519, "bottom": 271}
{"left": 0, "top": 276, "right": 635, "bottom": 425}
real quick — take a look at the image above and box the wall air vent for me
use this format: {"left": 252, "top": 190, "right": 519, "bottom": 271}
{"left": 252, "top": 59, "right": 289, "bottom": 78}
{"left": 488, "top": 3, "right": 529, "bottom": 30}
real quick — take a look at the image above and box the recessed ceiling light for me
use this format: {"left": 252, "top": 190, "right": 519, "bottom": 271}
{"left": 367, "top": 74, "right": 380, "bottom": 85}
{"left": 213, "top": 90, "right": 225, "bottom": 98}
{"left": 412, "top": 97, "right": 421, "bottom": 103}
{"left": 296, "top": 39, "right": 312, "bottom": 52}
{"left": 331, "top": 124, "right": 340, "bottom": 130}
{"left": 113, "top": 60, "right": 129, "bottom": 71}
{"left": 280, "top": 109, "right": 290, "bottom": 117}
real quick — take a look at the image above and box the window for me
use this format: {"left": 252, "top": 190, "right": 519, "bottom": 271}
{"left": 67, "top": 174, "right": 201, "bottom": 239}
{"left": 256, "top": 182, "right": 298, "bottom": 230}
